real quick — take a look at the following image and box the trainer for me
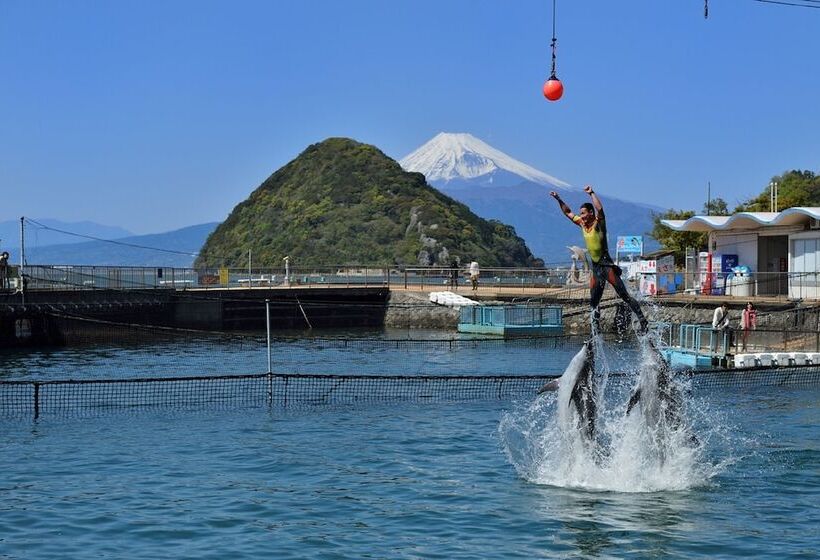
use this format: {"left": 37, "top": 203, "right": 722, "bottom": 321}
{"left": 550, "top": 186, "right": 648, "bottom": 334}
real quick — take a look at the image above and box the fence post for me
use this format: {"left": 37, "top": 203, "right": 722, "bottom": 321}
{"left": 266, "top": 299, "right": 272, "bottom": 374}
{"left": 33, "top": 381, "right": 40, "bottom": 419}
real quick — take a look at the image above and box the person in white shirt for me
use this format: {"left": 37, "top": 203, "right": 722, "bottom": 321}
{"left": 468, "top": 261, "right": 480, "bottom": 291}
{"left": 712, "top": 302, "right": 731, "bottom": 352}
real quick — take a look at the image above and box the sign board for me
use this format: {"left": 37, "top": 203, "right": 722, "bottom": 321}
{"left": 616, "top": 236, "right": 643, "bottom": 255}
{"left": 638, "top": 260, "right": 657, "bottom": 273}
{"left": 640, "top": 274, "right": 657, "bottom": 296}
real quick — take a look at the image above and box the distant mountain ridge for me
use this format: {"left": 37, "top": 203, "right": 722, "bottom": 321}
{"left": 401, "top": 132, "right": 660, "bottom": 262}
{"left": 6, "top": 223, "right": 218, "bottom": 267}
{"left": 0, "top": 219, "right": 134, "bottom": 252}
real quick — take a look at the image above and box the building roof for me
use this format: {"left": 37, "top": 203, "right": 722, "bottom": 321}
{"left": 661, "top": 207, "right": 820, "bottom": 232}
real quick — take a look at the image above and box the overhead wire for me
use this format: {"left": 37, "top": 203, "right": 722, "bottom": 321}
{"left": 24, "top": 217, "right": 201, "bottom": 258}
{"left": 750, "top": 0, "right": 820, "bottom": 8}
{"left": 22, "top": 217, "right": 241, "bottom": 263}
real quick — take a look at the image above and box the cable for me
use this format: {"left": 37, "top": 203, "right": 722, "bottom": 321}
{"left": 24, "top": 218, "right": 202, "bottom": 258}
{"left": 751, "top": 0, "right": 820, "bottom": 8}
{"left": 549, "top": 0, "right": 558, "bottom": 79}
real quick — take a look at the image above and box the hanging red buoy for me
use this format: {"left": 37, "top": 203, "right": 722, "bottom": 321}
{"left": 543, "top": 0, "right": 563, "bottom": 102}
{"left": 543, "top": 77, "right": 563, "bottom": 101}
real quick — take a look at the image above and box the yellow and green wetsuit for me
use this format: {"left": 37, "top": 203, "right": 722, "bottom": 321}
{"left": 572, "top": 213, "right": 609, "bottom": 264}
{"left": 573, "top": 210, "right": 647, "bottom": 334}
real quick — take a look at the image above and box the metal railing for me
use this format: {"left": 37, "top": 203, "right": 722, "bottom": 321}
{"left": 665, "top": 323, "right": 820, "bottom": 355}
{"left": 9, "top": 264, "right": 820, "bottom": 301}
{"left": 459, "top": 305, "right": 563, "bottom": 327}
{"left": 675, "top": 270, "right": 820, "bottom": 300}
{"left": 11, "top": 264, "right": 576, "bottom": 292}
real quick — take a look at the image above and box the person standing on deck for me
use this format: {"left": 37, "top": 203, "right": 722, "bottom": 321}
{"left": 550, "top": 186, "right": 648, "bottom": 335}
{"left": 0, "top": 251, "right": 8, "bottom": 291}
{"left": 712, "top": 302, "right": 732, "bottom": 352}
{"left": 740, "top": 302, "right": 757, "bottom": 351}
{"left": 468, "top": 261, "right": 480, "bottom": 292}
{"left": 449, "top": 259, "right": 459, "bottom": 290}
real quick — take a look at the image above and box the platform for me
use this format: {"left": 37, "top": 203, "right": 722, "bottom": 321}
{"left": 457, "top": 305, "right": 563, "bottom": 337}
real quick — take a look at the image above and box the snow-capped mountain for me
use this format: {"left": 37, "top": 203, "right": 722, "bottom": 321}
{"left": 400, "top": 133, "right": 659, "bottom": 263}
{"left": 400, "top": 132, "right": 570, "bottom": 188}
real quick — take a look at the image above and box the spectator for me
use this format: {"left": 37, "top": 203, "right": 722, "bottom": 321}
{"left": 449, "top": 259, "right": 459, "bottom": 290}
{"left": 469, "top": 261, "right": 480, "bottom": 292}
{"left": 0, "top": 251, "right": 8, "bottom": 291}
{"left": 740, "top": 302, "right": 757, "bottom": 351}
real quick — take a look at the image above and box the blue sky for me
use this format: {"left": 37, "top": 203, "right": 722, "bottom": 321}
{"left": 1, "top": 0, "right": 817, "bottom": 234}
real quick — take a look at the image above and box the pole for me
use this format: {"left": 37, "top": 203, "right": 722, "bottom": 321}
{"left": 774, "top": 181, "right": 778, "bottom": 213}
{"left": 19, "top": 217, "right": 25, "bottom": 305}
{"left": 770, "top": 182, "right": 774, "bottom": 212}
{"left": 266, "top": 298, "right": 272, "bottom": 374}
{"left": 706, "top": 181, "right": 711, "bottom": 215}
{"left": 248, "top": 249, "right": 252, "bottom": 287}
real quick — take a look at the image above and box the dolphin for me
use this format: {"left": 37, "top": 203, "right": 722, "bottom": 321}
{"left": 569, "top": 340, "right": 598, "bottom": 442}
{"left": 537, "top": 340, "right": 598, "bottom": 441}
{"left": 626, "top": 341, "right": 689, "bottom": 438}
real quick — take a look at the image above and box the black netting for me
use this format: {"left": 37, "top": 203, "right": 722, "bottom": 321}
{"left": 689, "top": 365, "right": 820, "bottom": 389}
{"left": 2, "top": 367, "right": 818, "bottom": 419}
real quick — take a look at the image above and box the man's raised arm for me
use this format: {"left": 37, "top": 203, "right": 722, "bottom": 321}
{"left": 550, "top": 191, "right": 576, "bottom": 223}
{"left": 585, "top": 185, "right": 604, "bottom": 216}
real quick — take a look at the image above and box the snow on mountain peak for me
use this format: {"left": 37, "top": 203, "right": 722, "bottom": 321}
{"left": 400, "top": 132, "right": 570, "bottom": 188}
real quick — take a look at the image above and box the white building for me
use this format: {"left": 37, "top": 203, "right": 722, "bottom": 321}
{"left": 662, "top": 207, "right": 820, "bottom": 299}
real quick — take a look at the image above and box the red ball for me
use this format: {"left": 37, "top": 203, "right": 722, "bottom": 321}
{"left": 543, "top": 78, "right": 564, "bottom": 101}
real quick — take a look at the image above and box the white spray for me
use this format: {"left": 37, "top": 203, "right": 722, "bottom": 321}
{"left": 500, "top": 337, "right": 726, "bottom": 492}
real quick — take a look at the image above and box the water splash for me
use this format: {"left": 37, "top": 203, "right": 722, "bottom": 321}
{"left": 499, "top": 337, "right": 731, "bottom": 493}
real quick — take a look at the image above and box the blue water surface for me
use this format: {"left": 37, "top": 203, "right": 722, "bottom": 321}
{"left": 0, "top": 334, "right": 818, "bottom": 558}
{"left": 0, "top": 330, "right": 633, "bottom": 381}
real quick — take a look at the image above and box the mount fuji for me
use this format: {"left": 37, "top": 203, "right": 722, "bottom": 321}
{"left": 400, "top": 133, "right": 659, "bottom": 262}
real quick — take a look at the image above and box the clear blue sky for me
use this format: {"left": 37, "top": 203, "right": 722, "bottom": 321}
{"left": 1, "top": 0, "right": 817, "bottom": 234}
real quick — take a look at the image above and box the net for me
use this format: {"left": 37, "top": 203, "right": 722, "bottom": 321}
{"left": 2, "top": 366, "right": 818, "bottom": 419}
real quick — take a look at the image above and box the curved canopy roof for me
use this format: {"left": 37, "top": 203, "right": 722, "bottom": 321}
{"left": 661, "top": 207, "right": 820, "bottom": 232}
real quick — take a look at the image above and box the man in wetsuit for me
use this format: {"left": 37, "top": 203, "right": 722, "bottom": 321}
{"left": 550, "top": 186, "right": 648, "bottom": 335}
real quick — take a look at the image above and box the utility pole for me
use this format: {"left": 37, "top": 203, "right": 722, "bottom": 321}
{"left": 770, "top": 182, "right": 773, "bottom": 212}
{"left": 770, "top": 181, "right": 779, "bottom": 212}
{"left": 706, "top": 181, "right": 711, "bottom": 215}
{"left": 19, "top": 217, "right": 25, "bottom": 305}
{"left": 774, "top": 181, "right": 778, "bottom": 212}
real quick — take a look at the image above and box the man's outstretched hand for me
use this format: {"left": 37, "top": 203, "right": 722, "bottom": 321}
{"left": 583, "top": 185, "right": 594, "bottom": 194}
{"left": 549, "top": 191, "right": 559, "bottom": 199}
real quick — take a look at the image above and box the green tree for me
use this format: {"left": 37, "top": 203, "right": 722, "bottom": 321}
{"left": 650, "top": 209, "right": 707, "bottom": 263}
{"left": 735, "top": 170, "right": 820, "bottom": 212}
{"left": 703, "top": 197, "right": 728, "bottom": 215}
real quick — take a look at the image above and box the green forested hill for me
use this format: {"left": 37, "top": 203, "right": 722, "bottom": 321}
{"left": 195, "top": 138, "right": 541, "bottom": 268}
{"left": 736, "top": 170, "right": 820, "bottom": 211}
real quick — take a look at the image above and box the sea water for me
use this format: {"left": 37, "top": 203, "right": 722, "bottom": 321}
{"left": 0, "top": 333, "right": 818, "bottom": 558}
